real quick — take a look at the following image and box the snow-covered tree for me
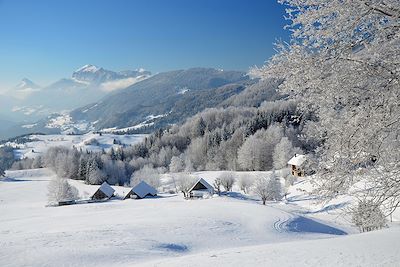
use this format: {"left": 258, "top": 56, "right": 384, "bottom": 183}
{"left": 252, "top": 0, "right": 400, "bottom": 217}
{"left": 352, "top": 199, "right": 386, "bottom": 232}
{"left": 238, "top": 126, "right": 283, "bottom": 171}
{"left": 273, "top": 137, "right": 300, "bottom": 170}
{"left": 238, "top": 174, "right": 253, "bottom": 194}
{"left": 253, "top": 176, "right": 269, "bottom": 205}
{"left": 253, "top": 171, "right": 282, "bottom": 205}
{"left": 32, "top": 156, "right": 43, "bottom": 169}
{"left": 130, "top": 164, "right": 161, "bottom": 189}
{"left": 219, "top": 172, "right": 236, "bottom": 192}
{"left": 213, "top": 177, "right": 222, "bottom": 196}
{"left": 169, "top": 156, "right": 185, "bottom": 173}
{"left": 176, "top": 174, "right": 196, "bottom": 199}
{"left": 47, "top": 177, "right": 79, "bottom": 204}
{"left": 268, "top": 171, "right": 282, "bottom": 201}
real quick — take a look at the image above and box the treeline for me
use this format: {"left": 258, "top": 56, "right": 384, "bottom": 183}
{"left": 13, "top": 99, "right": 311, "bottom": 185}
{"left": 126, "top": 100, "right": 307, "bottom": 173}
{"left": 0, "top": 146, "right": 15, "bottom": 176}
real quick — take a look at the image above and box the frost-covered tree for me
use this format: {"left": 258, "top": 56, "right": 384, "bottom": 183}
{"left": 238, "top": 126, "right": 283, "bottom": 171}
{"left": 273, "top": 137, "right": 300, "bottom": 170}
{"left": 186, "top": 137, "right": 207, "bottom": 170}
{"left": 352, "top": 199, "right": 386, "bottom": 232}
{"left": 176, "top": 174, "right": 196, "bottom": 199}
{"left": 86, "top": 158, "right": 107, "bottom": 185}
{"left": 253, "top": 171, "right": 282, "bottom": 205}
{"left": 253, "top": 0, "right": 400, "bottom": 217}
{"left": 253, "top": 176, "right": 269, "bottom": 205}
{"left": 267, "top": 171, "right": 282, "bottom": 201}
{"left": 47, "top": 177, "right": 79, "bottom": 204}
{"left": 169, "top": 156, "right": 185, "bottom": 173}
{"left": 130, "top": 164, "right": 161, "bottom": 189}
{"left": 238, "top": 174, "right": 253, "bottom": 194}
{"left": 219, "top": 172, "right": 236, "bottom": 192}
{"left": 213, "top": 177, "right": 222, "bottom": 196}
{"left": 32, "top": 156, "right": 43, "bottom": 169}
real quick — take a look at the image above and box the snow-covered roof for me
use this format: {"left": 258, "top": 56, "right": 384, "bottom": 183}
{"left": 188, "top": 178, "right": 214, "bottom": 193}
{"left": 98, "top": 182, "right": 115, "bottom": 198}
{"left": 288, "top": 154, "right": 307, "bottom": 166}
{"left": 130, "top": 181, "right": 157, "bottom": 199}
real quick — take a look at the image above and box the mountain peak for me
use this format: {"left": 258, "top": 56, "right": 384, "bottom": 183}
{"left": 74, "top": 64, "right": 101, "bottom": 73}
{"left": 15, "top": 78, "right": 40, "bottom": 90}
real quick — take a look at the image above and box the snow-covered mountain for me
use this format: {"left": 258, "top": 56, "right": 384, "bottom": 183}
{"left": 2, "top": 65, "right": 151, "bottom": 122}
{"left": 72, "top": 64, "right": 151, "bottom": 86}
{"left": 14, "top": 78, "right": 41, "bottom": 91}
{"left": 10, "top": 78, "right": 41, "bottom": 100}
{"left": 0, "top": 68, "right": 284, "bottom": 139}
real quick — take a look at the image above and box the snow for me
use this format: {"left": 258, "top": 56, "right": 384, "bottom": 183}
{"left": 288, "top": 154, "right": 306, "bottom": 166}
{"left": 140, "top": 226, "right": 400, "bottom": 267}
{"left": 46, "top": 113, "right": 73, "bottom": 128}
{"left": 0, "top": 168, "right": 398, "bottom": 266}
{"left": 6, "top": 132, "right": 146, "bottom": 159}
{"left": 129, "top": 181, "right": 157, "bottom": 199}
{"left": 97, "top": 182, "right": 115, "bottom": 198}
{"left": 75, "top": 64, "right": 100, "bottom": 73}
{"left": 178, "top": 87, "right": 190, "bottom": 95}
{"left": 101, "top": 114, "right": 168, "bottom": 133}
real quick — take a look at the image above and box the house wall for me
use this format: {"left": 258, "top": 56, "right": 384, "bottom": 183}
{"left": 92, "top": 190, "right": 109, "bottom": 200}
{"left": 290, "top": 165, "right": 304, "bottom": 177}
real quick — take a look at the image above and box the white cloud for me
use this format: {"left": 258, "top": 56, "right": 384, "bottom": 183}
{"left": 100, "top": 76, "right": 148, "bottom": 92}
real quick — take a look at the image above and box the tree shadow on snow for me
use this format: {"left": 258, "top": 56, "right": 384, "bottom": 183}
{"left": 286, "top": 216, "right": 347, "bottom": 235}
{"left": 0, "top": 177, "right": 48, "bottom": 182}
{"left": 301, "top": 202, "right": 349, "bottom": 215}
{"left": 286, "top": 195, "right": 320, "bottom": 203}
{"left": 223, "top": 192, "right": 260, "bottom": 202}
{"left": 155, "top": 243, "right": 189, "bottom": 253}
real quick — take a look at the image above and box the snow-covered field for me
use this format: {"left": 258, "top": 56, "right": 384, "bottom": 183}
{"left": 1, "top": 168, "right": 399, "bottom": 267}
{"left": 4, "top": 133, "right": 146, "bottom": 159}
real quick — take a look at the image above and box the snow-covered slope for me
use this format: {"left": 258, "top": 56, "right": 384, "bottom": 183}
{"left": 4, "top": 132, "right": 146, "bottom": 159}
{"left": 141, "top": 226, "right": 400, "bottom": 267}
{"left": 1, "top": 169, "right": 398, "bottom": 266}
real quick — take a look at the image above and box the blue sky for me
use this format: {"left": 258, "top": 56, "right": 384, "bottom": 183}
{"left": 0, "top": 0, "right": 288, "bottom": 91}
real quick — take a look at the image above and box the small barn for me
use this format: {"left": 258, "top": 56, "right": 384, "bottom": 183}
{"left": 188, "top": 178, "right": 214, "bottom": 198}
{"left": 91, "top": 182, "right": 115, "bottom": 200}
{"left": 288, "top": 154, "right": 307, "bottom": 177}
{"left": 124, "top": 181, "right": 157, "bottom": 200}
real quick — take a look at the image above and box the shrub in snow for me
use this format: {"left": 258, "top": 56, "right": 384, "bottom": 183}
{"left": 219, "top": 172, "right": 236, "bottom": 192}
{"left": 352, "top": 200, "right": 386, "bottom": 232}
{"left": 47, "top": 177, "right": 79, "bottom": 204}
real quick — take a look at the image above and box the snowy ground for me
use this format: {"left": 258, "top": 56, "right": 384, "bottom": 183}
{"left": 3, "top": 133, "right": 146, "bottom": 159}
{"left": 1, "top": 168, "right": 399, "bottom": 266}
